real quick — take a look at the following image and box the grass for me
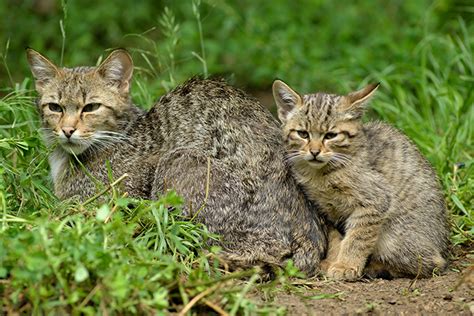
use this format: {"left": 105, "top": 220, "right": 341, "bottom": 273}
{"left": 1, "top": 1, "right": 473, "bottom": 314}
{"left": 0, "top": 95, "right": 292, "bottom": 313}
{"left": 371, "top": 19, "right": 474, "bottom": 245}
{"left": 0, "top": 88, "right": 296, "bottom": 314}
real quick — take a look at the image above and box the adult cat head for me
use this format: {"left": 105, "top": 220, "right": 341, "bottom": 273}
{"left": 26, "top": 48, "right": 134, "bottom": 155}
{"left": 273, "top": 79, "right": 379, "bottom": 170}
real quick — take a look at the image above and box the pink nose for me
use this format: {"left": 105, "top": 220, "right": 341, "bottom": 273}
{"left": 62, "top": 127, "right": 76, "bottom": 138}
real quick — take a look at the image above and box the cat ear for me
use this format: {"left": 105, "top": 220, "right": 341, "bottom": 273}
{"left": 26, "top": 48, "right": 60, "bottom": 93}
{"left": 96, "top": 49, "right": 133, "bottom": 95}
{"left": 347, "top": 83, "right": 379, "bottom": 108}
{"left": 272, "top": 80, "right": 303, "bottom": 122}
{"left": 343, "top": 83, "right": 380, "bottom": 119}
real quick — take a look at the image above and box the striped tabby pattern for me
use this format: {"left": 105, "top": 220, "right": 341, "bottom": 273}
{"left": 273, "top": 79, "right": 449, "bottom": 280}
{"left": 25, "top": 49, "right": 328, "bottom": 276}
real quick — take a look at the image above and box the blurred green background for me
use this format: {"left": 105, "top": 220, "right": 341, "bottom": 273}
{"left": 0, "top": 0, "right": 472, "bottom": 94}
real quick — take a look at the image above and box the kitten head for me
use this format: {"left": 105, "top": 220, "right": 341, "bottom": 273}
{"left": 26, "top": 48, "right": 134, "bottom": 155}
{"left": 273, "top": 79, "right": 379, "bottom": 170}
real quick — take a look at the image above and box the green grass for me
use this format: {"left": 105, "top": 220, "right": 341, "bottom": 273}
{"left": 0, "top": 90, "right": 292, "bottom": 313}
{"left": 371, "top": 19, "right": 474, "bottom": 245}
{"left": 1, "top": 1, "right": 473, "bottom": 314}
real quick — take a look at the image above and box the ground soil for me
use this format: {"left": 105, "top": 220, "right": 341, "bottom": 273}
{"left": 254, "top": 249, "right": 473, "bottom": 315}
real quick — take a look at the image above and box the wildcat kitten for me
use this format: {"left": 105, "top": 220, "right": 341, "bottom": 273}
{"left": 26, "top": 49, "right": 328, "bottom": 276}
{"left": 273, "top": 79, "right": 449, "bottom": 280}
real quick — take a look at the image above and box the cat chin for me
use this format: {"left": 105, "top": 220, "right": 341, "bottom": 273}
{"left": 305, "top": 160, "right": 328, "bottom": 169}
{"left": 60, "top": 143, "right": 89, "bottom": 155}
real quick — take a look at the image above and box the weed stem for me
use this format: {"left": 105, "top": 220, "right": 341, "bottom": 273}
{"left": 82, "top": 173, "right": 129, "bottom": 206}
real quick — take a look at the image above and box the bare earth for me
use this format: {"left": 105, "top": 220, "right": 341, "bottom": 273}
{"left": 254, "top": 251, "right": 473, "bottom": 315}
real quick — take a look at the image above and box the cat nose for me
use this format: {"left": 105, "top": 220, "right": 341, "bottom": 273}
{"left": 62, "top": 127, "right": 76, "bottom": 138}
{"left": 310, "top": 149, "right": 320, "bottom": 157}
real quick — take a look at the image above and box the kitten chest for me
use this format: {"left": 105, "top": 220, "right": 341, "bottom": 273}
{"left": 303, "top": 174, "right": 356, "bottom": 223}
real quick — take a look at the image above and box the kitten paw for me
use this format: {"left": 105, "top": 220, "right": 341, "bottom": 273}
{"left": 327, "top": 262, "right": 361, "bottom": 281}
{"left": 320, "top": 259, "right": 332, "bottom": 273}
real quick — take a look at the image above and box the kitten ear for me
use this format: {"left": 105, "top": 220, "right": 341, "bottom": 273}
{"left": 272, "top": 80, "right": 303, "bottom": 122}
{"left": 343, "top": 83, "right": 380, "bottom": 119}
{"left": 96, "top": 49, "right": 133, "bottom": 95}
{"left": 347, "top": 83, "right": 379, "bottom": 108}
{"left": 26, "top": 48, "right": 60, "bottom": 93}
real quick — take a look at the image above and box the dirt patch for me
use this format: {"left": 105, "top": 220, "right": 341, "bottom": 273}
{"left": 255, "top": 251, "right": 473, "bottom": 315}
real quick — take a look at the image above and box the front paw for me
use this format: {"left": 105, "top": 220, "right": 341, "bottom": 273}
{"left": 320, "top": 258, "right": 334, "bottom": 274}
{"left": 327, "top": 262, "right": 361, "bottom": 281}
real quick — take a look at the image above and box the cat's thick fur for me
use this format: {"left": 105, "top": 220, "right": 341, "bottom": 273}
{"left": 273, "top": 79, "right": 449, "bottom": 280}
{"left": 26, "top": 49, "right": 327, "bottom": 275}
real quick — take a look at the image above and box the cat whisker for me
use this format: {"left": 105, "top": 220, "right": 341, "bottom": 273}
{"left": 96, "top": 130, "right": 129, "bottom": 137}
{"left": 94, "top": 131, "right": 130, "bottom": 142}
{"left": 329, "top": 153, "right": 351, "bottom": 168}
{"left": 41, "top": 132, "right": 58, "bottom": 145}
{"left": 38, "top": 127, "right": 54, "bottom": 132}
{"left": 284, "top": 152, "right": 304, "bottom": 165}
{"left": 83, "top": 131, "right": 131, "bottom": 152}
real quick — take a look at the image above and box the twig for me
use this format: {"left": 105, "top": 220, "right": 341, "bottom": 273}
{"left": 191, "top": 157, "right": 211, "bottom": 221}
{"left": 82, "top": 173, "right": 129, "bottom": 206}
{"left": 100, "top": 299, "right": 109, "bottom": 316}
{"left": 178, "top": 283, "right": 222, "bottom": 316}
{"left": 408, "top": 255, "right": 423, "bottom": 291}
{"left": 203, "top": 299, "right": 229, "bottom": 316}
{"left": 78, "top": 283, "right": 101, "bottom": 309}
{"left": 105, "top": 192, "right": 129, "bottom": 223}
{"left": 174, "top": 267, "right": 259, "bottom": 290}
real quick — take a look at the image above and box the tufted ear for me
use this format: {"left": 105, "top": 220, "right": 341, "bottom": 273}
{"left": 347, "top": 83, "right": 379, "bottom": 109}
{"left": 26, "top": 48, "right": 61, "bottom": 93}
{"left": 96, "top": 49, "right": 133, "bottom": 95}
{"left": 340, "top": 83, "right": 380, "bottom": 120}
{"left": 272, "top": 79, "right": 303, "bottom": 122}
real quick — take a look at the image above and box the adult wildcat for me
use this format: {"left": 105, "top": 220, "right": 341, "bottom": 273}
{"left": 273, "top": 79, "right": 449, "bottom": 280}
{"left": 26, "top": 49, "right": 327, "bottom": 275}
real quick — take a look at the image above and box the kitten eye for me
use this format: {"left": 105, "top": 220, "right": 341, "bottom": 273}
{"left": 47, "top": 103, "right": 63, "bottom": 113}
{"left": 82, "top": 103, "right": 102, "bottom": 113}
{"left": 324, "top": 132, "right": 338, "bottom": 140}
{"left": 296, "top": 130, "right": 309, "bottom": 139}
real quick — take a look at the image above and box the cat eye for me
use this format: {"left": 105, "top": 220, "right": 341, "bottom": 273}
{"left": 296, "top": 130, "right": 309, "bottom": 139}
{"left": 82, "top": 103, "right": 102, "bottom": 113}
{"left": 324, "top": 132, "right": 338, "bottom": 140}
{"left": 47, "top": 103, "right": 63, "bottom": 113}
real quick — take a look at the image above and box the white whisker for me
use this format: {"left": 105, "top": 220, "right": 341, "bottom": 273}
{"left": 330, "top": 153, "right": 351, "bottom": 168}
{"left": 284, "top": 151, "right": 304, "bottom": 165}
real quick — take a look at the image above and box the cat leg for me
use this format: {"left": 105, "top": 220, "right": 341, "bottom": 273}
{"left": 327, "top": 208, "right": 383, "bottom": 281}
{"left": 320, "top": 226, "right": 343, "bottom": 274}
{"left": 290, "top": 223, "right": 327, "bottom": 277}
